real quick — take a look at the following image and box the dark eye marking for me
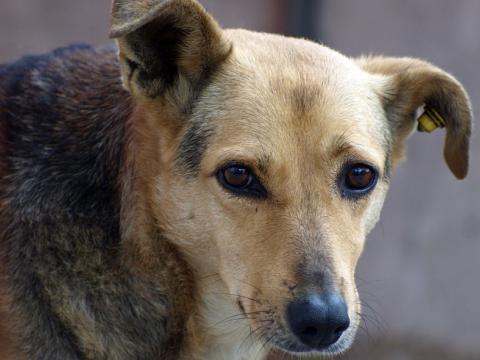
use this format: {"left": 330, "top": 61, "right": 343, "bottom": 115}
{"left": 177, "top": 121, "right": 214, "bottom": 177}
{"left": 216, "top": 163, "right": 268, "bottom": 199}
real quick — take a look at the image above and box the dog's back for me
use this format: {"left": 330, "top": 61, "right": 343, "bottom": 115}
{"left": 0, "top": 45, "right": 194, "bottom": 360}
{"left": 0, "top": 44, "right": 130, "bottom": 224}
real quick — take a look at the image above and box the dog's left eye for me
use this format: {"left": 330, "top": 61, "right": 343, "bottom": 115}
{"left": 340, "top": 163, "right": 378, "bottom": 198}
{"left": 217, "top": 164, "right": 267, "bottom": 199}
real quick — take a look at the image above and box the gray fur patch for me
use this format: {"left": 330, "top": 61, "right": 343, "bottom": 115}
{"left": 176, "top": 119, "right": 215, "bottom": 177}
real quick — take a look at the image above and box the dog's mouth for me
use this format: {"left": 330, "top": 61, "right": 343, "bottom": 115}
{"left": 244, "top": 299, "right": 358, "bottom": 357}
{"left": 267, "top": 323, "right": 357, "bottom": 356}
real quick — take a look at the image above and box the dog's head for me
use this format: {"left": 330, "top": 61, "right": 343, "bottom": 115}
{"left": 111, "top": 0, "right": 472, "bottom": 356}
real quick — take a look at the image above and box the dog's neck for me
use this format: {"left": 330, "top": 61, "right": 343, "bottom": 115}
{"left": 193, "top": 276, "right": 267, "bottom": 360}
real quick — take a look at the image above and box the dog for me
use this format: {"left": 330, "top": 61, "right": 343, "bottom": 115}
{"left": 0, "top": 0, "right": 472, "bottom": 359}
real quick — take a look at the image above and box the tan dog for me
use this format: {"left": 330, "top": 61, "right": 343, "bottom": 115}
{"left": 0, "top": 0, "right": 472, "bottom": 359}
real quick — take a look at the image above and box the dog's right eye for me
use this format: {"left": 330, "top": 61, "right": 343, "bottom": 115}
{"left": 223, "top": 166, "right": 251, "bottom": 188}
{"left": 217, "top": 164, "right": 267, "bottom": 199}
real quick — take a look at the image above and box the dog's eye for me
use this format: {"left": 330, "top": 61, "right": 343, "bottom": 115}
{"left": 223, "top": 166, "right": 251, "bottom": 188}
{"left": 341, "top": 163, "right": 378, "bottom": 197}
{"left": 217, "top": 164, "right": 267, "bottom": 199}
{"left": 346, "top": 165, "right": 373, "bottom": 189}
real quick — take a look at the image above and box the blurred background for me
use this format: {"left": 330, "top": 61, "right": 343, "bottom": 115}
{"left": 1, "top": 1, "right": 478, "bottom": 359}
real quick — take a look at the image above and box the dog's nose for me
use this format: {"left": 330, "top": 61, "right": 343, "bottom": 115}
{"left": 286, "top": 292, "right": 350, "bottom": 349}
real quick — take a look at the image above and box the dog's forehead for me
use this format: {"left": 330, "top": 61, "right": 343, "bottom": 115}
{"left": 217, "top": 29, "right": 384, "bottom": 128}
{"left": 182, "top": 30, "right": 388, "bottom": 175}
{"left": 225, "top": 29, "right": 365, "bottom": 83}
{"left": 219, "top": 32, "right": 383, "bottom": 140}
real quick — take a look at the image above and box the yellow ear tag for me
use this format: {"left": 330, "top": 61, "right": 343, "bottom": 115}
{"left": 417, "top": 106, "right": 446, "bottom": 133}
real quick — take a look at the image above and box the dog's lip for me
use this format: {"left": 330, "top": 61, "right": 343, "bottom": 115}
{"left": 273, "top": 340, "right": 314, "bottom": 354}
{"left": 270, "top": 323, "right": 356, "bottom": 356}
{"left": 272, "top": 337, "right": 346, "bottom": 356}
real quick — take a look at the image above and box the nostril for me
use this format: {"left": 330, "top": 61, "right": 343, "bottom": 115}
{"left": 335, "top": 320, "right": 350, "bottom": 335}
{"left": 301, "top": 326, "right": 319, "bottom": 337}
{"left": 333, "top": 321, "right": 349, "bottom": 340}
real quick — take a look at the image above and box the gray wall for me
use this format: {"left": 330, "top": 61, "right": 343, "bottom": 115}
{"left": 0, "top": 0, "right": 287, "bottom": 64}
{"left": 1, "top": 0, "right": 479, "bottom": 358}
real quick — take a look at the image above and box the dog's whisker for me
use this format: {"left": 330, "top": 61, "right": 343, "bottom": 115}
{"left": 198, "top": 272, "right": 221, "bottom": 281}
{"left": 356, "top": 306, "right": 387, "bottom": 338}
{"left": 208, "top": 291, "right": 263, "bottom": 305}
{"left": 238, "top": 324, "right": 255, "bottom": 355}
{"left": 357, "top": 300, "right": 387, "bottom": 333}
{"left": 212, "top": 309, "right": 272, "bottom": 327}
{"left": 230, "top": 276, "right": 263, "bottom": 293}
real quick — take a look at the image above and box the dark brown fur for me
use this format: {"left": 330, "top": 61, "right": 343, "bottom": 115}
{"left": 0, "top": 45, "right": 195, "bottom": 360}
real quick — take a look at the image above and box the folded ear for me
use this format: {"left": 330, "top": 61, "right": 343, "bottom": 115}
{"left": 110, "top": 0, "right": 231, "bottom": 99}
{"left": 357, "top": 56, "right": 473, "bottom": 179}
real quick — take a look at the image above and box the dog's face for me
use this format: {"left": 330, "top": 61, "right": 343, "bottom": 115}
{"left": 162, "top": 32, "right": 391, "bottom": 354}
{"left": 111, "top": 0, "right": 472, "bottom": 356}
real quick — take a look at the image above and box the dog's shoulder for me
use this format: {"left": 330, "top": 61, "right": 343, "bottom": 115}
{"left": 0, "top": 44, "right": 133, "bottom": 221}
{"left": 0, "top": 45, "right": 194, "bottom": 359}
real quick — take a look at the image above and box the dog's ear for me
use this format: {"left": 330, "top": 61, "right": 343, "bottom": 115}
{"left": 110, "top": 0, "right": 231, "bottom": 99}
{"left": 357, "top": 56, "right": 472, "bottom": 179}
